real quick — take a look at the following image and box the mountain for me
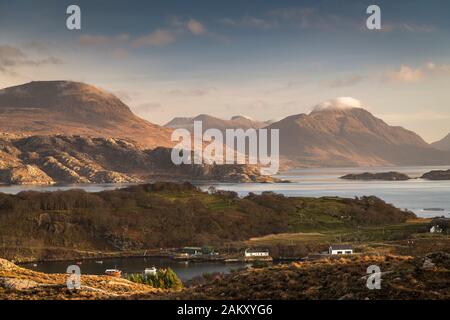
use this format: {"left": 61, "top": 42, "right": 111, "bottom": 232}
{"left": 0, "top": 81, "right": 172, "bottom": 148}
{"left": 268, "top": 107, "right": 450, "bottom": 167}
{"left": 0, "top": 134, "right": 276, "bottom": 184}
{"left": 165, "top": 114, "right": 269, "bottom": 132}
{"left": 432, "top": 133, "right": 450, "bottom": 151}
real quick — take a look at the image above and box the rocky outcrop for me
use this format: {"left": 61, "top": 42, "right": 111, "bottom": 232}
{"left": 0, "top": 135, "right": 279, "bottom": 184}
{"left": 421, "top": 169, "right": 450, "bottom": 180}
{"left": 0, "top": 258, "right": 160, "bottom": 299}
{"left": 0, "top": 164, "right": 54, "bottom": 184}
{"left": 340, "top": 171, "right": 410, "bottom": 181}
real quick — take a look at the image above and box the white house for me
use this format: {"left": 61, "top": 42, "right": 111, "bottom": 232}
{"left": 144, "top": 267, "right": 157, "bottom": 275}
{"left": 329, "top": 245, "right": 353, "bottom": 255}
{"left": 244, "top": 248, "right": 270, "bottom": 258}
{"left": 430, "top": 225, "right": 443, "bottom": 233}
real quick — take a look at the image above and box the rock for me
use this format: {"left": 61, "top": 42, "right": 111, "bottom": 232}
{"left": 338, "top": 293, "right": 356, "bottom": 300}
{"left": 0, "top": 277, "right": 38, "bottom": 290}
{"left": 421, "top": 169, "right": 450, "bottom": 180}
{"left": 422, "top": 258, "right": 436, "bottom": 270}
{"left": 340, "top": 172, "right": 410, "bottom": 181}
{"left": 0, "top": 164, "right": 54, "bottom": 184}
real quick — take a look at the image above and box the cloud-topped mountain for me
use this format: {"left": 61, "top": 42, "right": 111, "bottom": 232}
{"left": 165, "top": 114, "right": 270, "bottom": 132}
{"left": 432, "top": 133, "right": 450, "bottom": 151}
{"left": 268, "top": 105, "right": 450, "bottom": 167}
{"left": 0, "top": 81, "right": 172, "bottom": 148}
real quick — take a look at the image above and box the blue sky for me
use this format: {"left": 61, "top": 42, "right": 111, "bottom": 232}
{"left": 1, "top": 0, "right": 450, "bottom": 142}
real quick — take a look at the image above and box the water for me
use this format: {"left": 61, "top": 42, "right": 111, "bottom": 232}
{"left": 21, "top": 257, "right": 247, "bottom": 282}
{"left": 206, "top": 166, "right": 450, "bottom": 218}
{"left": 9, "top": 165, "right": 450, "bottom": 277}
{"left": 1, "top": 165, "right": 449, "bottom": 218}
{"left": 0, "top": 183, "right": 135, "bottom": 194}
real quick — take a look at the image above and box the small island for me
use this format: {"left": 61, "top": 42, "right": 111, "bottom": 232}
{"left": 421, "top": 169, "right": 450, "bottom": 180}
{"left": 340, "top": 171, "right": 410, "bottom": 181}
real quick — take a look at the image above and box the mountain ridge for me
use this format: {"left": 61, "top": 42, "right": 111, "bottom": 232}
{"left": 432, "top": 133, "right": 450, "bottom": 151}
{"left": 0, "top": 81, "right": 173, "bottom": 148}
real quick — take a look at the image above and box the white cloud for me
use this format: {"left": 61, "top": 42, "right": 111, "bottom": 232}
{"left": 384, "top": 62, "right": 450, "bottom": 83}
{"left": 385, "top": 65, "right": 423, "bottom": 82}
{"left": 313, "top": 97, "right": 363, "bottom": 111}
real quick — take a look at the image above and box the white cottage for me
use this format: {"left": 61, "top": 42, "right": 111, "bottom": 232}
{"left": 244, "top": 248, "right": 270, "bottom": 258}
{"left": 329, "top": 244, "right": 353, "bottom": 255}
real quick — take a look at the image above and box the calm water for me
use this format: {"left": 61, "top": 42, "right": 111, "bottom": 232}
{"left": 8, "top": 165, "right": 450, "bottom": 277}
{"left": 206, "top": 166, "right": 450, "bottom": 218}
{"left": 1, "top": 165, "right": 449, "bottom": 218}
{"left": 21, "top": 257, "right": 247, "bottom": 282}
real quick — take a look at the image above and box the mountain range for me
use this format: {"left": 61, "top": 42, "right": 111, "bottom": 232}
{"left": 0, "top": 80, "right": 449, "bottom": 181}
{"left": 166, "top": 107, "right": 450, "bottom": 167}
{"left": 165, "top": 114, "right": 271, "bottom": 131}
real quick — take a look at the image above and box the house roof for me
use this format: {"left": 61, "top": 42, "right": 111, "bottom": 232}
{"left": 329, "top": 244, "right": 353, "bottom": 250}
{"left": 245, "top": 248, "right": 269, "bottom": 253}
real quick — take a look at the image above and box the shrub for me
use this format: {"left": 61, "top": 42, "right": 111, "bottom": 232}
{"left": 126, "top": 268, "right": 183, "bottom": 290}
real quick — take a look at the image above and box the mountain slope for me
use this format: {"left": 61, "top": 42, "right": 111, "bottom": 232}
{"left": 268, "top": 107, "right": 450, "bottom": 167}
{"left": 0, "top": 81, "right": 172, "bottom": 148}
{"left": 165, "top": 114, "right": 269, "bottom": 132}
{"left": 432, "top": 133, "right": 450, "bottom": 151}
{"left": 0, "top": 134, "right": 275, "bottom": 184}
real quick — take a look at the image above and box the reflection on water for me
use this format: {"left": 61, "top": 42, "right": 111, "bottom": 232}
{"left": 21, "top": 257, "right": 247, "bottom": 282}
{"left": 1, "top": 166, "right": 449, "bottom": 218}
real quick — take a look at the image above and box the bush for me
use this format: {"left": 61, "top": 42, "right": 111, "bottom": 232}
{"left": 126, "top": 268, "right": 183, "bottom": 290}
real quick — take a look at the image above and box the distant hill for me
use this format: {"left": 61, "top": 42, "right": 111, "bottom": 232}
{"left": 0, "top": 81, "right": 172, "bottom": 148}
{"left": 267, "top": 107, "right": 450, "bottom": 167}
{"left": 432, "top": 133, "right": 450, "bottom": 151}
{"left": 165, "top": 114, "right": 270, "bottom": 132}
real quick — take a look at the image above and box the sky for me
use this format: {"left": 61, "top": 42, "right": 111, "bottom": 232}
{"left": 1, "top": 0, "right": 449, "bottom": 142}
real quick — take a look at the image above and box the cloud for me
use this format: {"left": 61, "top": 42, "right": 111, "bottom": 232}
{"left": 0, "top": 44, "right": 62, "bottom": 75}
{"left": 166, "top": 87, "right": 217, "bottom": 97}
{"left": 381, "top": 23, "right": 436, "bottom": 33}
{"left": 385, "top": 65, "right": 423, "bottom": 82}
{"left": 220, "top": 16, "right": 277, "bottom": 29}
{"left": 313, "top": 97, "right": 363, "bottom": 111}
{"left": 186, "top": 19, "right": 207, "bottom": 35}
{"left": 132, "top": 102, "right": 163, "bottom": 116}
{"left": 327, "top": 75, "right": 365, "bottom": 88}
{"left": 111, "top": 48, "right": 130, "bottom": 59}
{"left": 79, "top": 34, "right": 129, "bottom": 46}
{"left": 132, "top": 29, "right": 176, "bottom": 48}
{"left": 384, "top": 62, "right": 450, "bottom": 83}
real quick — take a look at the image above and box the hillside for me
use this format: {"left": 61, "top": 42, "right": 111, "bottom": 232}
{"left": 0, "top": 134, "right": 277, "bottom": 184}
{"left": 172, "top": 253, "right": 450, "bottom": 300}
{"left": 0, "top": 258, "right": 160, "bottom": 299}
{"left": 0, "top": 81, "right": 172, "bottom": 148}
{"left": 2, "top": 252, "right": 449, "bottom": 299}
{"left": 268, "top": 107, "right": 450, "bottom": 167}
{"left": 0, "top": 182, "right": 415, "bottom": 262}
{"left": 432, "top": 133, "right": 450, "bottom": 151}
